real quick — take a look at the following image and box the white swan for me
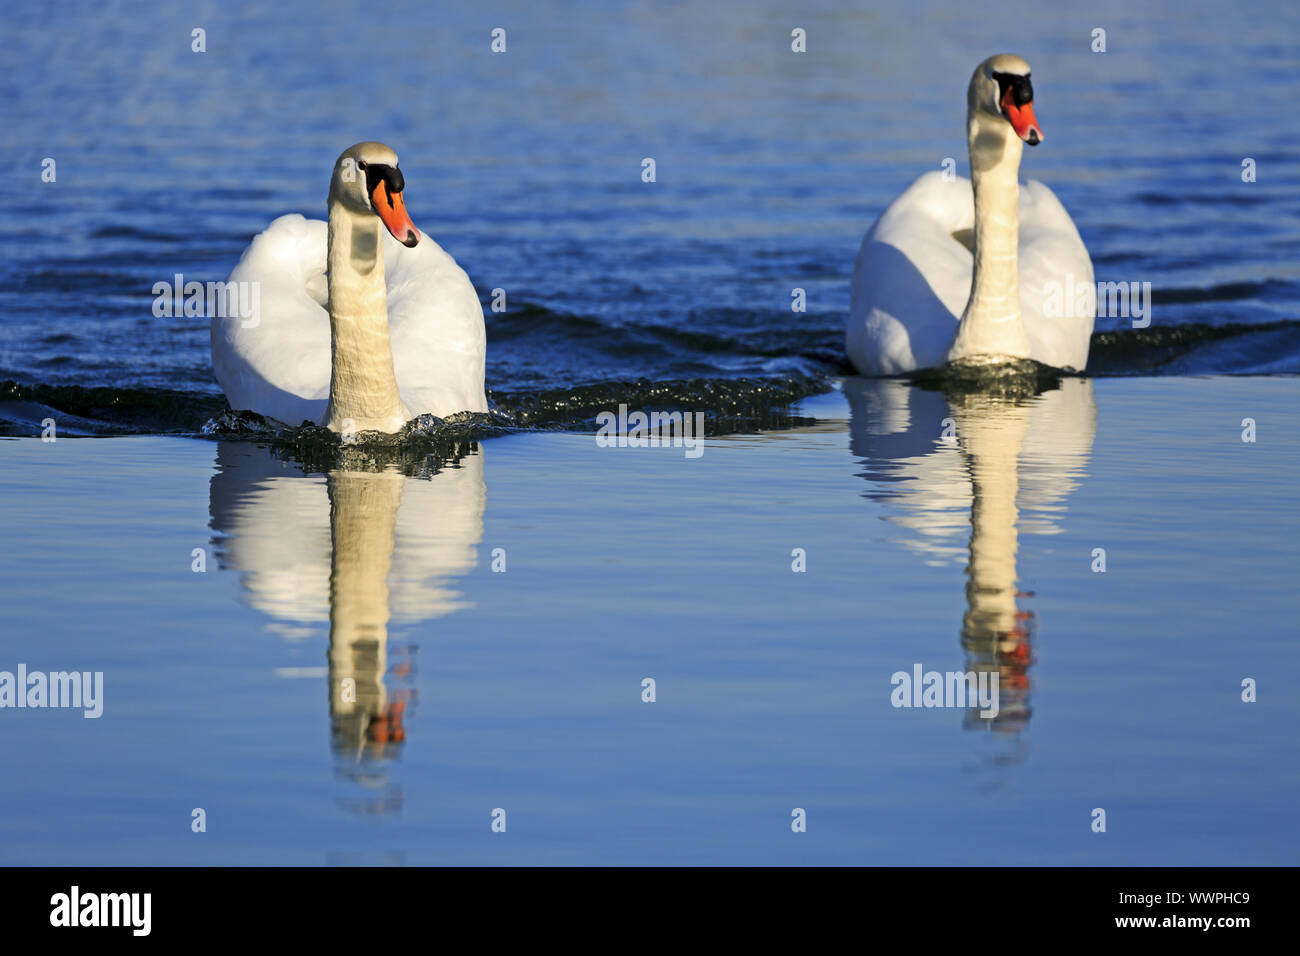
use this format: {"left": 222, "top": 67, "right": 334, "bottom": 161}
{"left": 212, "top": 142, "right": 487, "bottom": 433}
{"left": 848, "top": 55, "right": 1094, "bottom": 375}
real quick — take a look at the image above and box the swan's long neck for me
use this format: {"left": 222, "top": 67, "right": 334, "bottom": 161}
{"left": 323, "top": 197, "right": 410, "bottom": 434}
{"left": 946, "top": 112, "right": 1033, "bottom": 364}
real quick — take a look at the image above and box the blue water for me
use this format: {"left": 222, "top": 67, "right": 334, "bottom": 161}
{"left": 1, "top": 377, "right": 1298, "bottom": 864}
{"left": 0, "top": 0, "right": 1298, "bottom": 865}
{"left": 1, "top": 0, "right": 1299, "bottom": 413}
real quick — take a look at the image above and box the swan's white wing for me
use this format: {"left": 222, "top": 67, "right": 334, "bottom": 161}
{"left": 849, "top": 171, "right": 974, "bottom": 375}
{"left": 383, "top": 233, "right": 488, "bottom": 417}
{"left": 1017, "top": 180, "right": 1095, "bottom": 371}
{"left": 213, "top": 214, "right": 332, "bottom": 425}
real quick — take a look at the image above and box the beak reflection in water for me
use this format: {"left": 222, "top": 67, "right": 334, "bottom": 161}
{"left": 846, "top": 375, "right": 1096, "bottom": 761}
{"left": 208, "top": 439, "right": 486, "bottom": 814}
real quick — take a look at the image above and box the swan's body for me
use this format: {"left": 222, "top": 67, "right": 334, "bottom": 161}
{"left": 212, "top": 143, "right": 487, "bottom": 432}
{"left": 848, "top": 55, "right": 1094, "bottom": 375}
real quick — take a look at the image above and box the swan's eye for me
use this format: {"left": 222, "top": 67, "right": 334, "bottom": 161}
{"left": 357, "top": 161, "right": 367, "bottom": 171}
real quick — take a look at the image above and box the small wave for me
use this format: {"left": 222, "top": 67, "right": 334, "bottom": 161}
{"left": 1089, "top": 319, "right": 1300, "bottom": 375}
{"left": 488, "top": 374, "right": 833, "bottom": 432}
{"left": 908, "top": 358, "right": 1064, "bottom": 399}
{"left": 12, "top": 269, "right": 144, "bottom": 295}
{"left": 200, "top": 409, "right": 507, "bottom": 475}
{"left": 483, "top": 299, "right": 842, "bottom": 385}
{"left": 1150, "top": 279, "right": 1295, "bottom": 305}
{"left": 90, "top": 225, "right": 190, "bottom": 243}
{"left": 1, "top": 373, "right": 833, "bottom": 438}
{"left": 0, "top": 380, "right": 226, "bottom": 435}
{"left": 1134, "top": 190, "right": 1271, "bottom": 208}
{"left": 2, "top": 317, "right": 1294, "bottom": 438}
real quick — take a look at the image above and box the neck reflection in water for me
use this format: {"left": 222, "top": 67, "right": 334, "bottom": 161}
{"left": 846, "top": 375, "right": 1095, "bottom": 751}
{"left": 208, "top": 440, "right": 486, "bottom": 813}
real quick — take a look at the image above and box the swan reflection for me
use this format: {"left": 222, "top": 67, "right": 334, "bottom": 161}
{"left": 208, "top": 440, "right": 485, "bottom": 809}
{"left": 846, "top": 376, "right": 1095, "bottom": 738}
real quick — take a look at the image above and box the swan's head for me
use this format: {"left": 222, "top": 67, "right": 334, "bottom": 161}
{"left": 330, "top": 142, "right": 421, "bottom": 247}
{"left": 969, "top": 54, "right": 1042, "bottom": 146}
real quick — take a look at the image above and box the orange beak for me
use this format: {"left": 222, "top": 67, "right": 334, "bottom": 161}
{"left": 371, "top": 180, "right": 421, "bottom": 247}
{"left": 1001, "top": 86, "right": 1042, "bottom": 145}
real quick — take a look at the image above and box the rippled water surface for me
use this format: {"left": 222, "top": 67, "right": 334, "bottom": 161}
{"left": 1, "top": 0, "right": 1299, "bottom": 423}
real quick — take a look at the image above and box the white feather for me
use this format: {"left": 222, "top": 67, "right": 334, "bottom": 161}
{"left": 212, "top": 212, "right": 487, "bottom": 426}
{"left": 848, "top": 170, "right": 1094, "bottom": 375}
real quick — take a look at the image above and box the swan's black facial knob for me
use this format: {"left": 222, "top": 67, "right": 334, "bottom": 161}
{"left": 364, "top": 164, "right": 422, "bottom": 247}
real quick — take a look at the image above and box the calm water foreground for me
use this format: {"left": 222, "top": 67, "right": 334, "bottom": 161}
{"left": 0, "top": 374, "right": 1296, "bottom": 865}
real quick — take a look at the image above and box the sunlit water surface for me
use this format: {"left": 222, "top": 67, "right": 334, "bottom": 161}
{"left": 0, "top": 376, "right": 1296, "bottom": 864}
{"left": 1, "top": 0, "right": 1299, "bottom": 428}
{"left": 0, "top": 0, "right": 1297, "bottom": 865}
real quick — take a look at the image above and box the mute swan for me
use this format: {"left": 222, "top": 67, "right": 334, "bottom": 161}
{"left": 212, "top": 142, "right": 488, "bottom": 433}
{"left": 847, "top": 55, "right": 1094, "bottom": 375}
